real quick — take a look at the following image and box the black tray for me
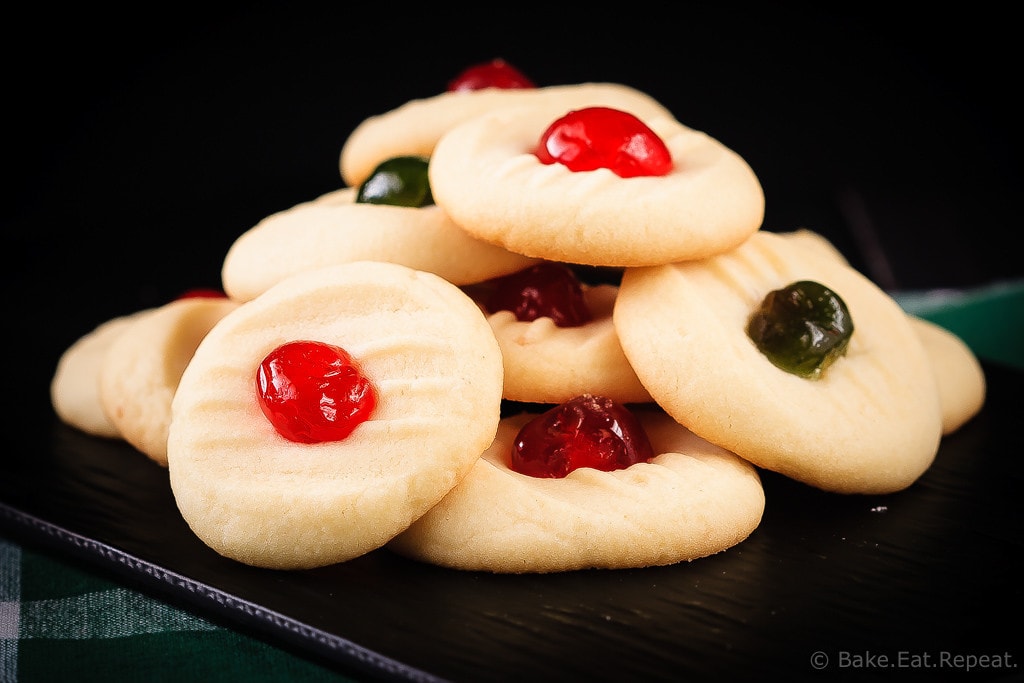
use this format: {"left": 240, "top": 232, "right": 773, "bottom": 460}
{"left": 2, "top": 359, "right": 1021, "bottom": 682}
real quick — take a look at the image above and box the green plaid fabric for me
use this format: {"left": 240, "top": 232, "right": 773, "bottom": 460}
{"left": 894, "top": 279, "right": 1024, "bottom": 371}
{"left": 0, "top": 538, "right": 356, "bottom": 683}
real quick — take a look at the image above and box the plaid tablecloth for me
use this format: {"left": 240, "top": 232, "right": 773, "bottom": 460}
{"left": 0, "top": 538, "right": 356, "bottom": 683}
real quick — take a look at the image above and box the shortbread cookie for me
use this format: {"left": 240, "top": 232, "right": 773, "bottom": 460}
{"left": 167, "top": 261, "right": 504, "bottom": 570}
{"left": 388, "top": 408, "right": 764, "bottom": 573}
{"left": 908, "top": 316, "right": 986, "bottom": 435}
{"left": 777, "top": 228, "right": 849, "bottom": 264}
{"left": 221, "top": 187, "right": 539, "bottom": 302}
{"left": 50, "top": 312, "right": 150, "bottom": 438}
{"left": 481, "top": 283, "right": 651, "bottom": 404}
{"left": 98, "top": 296, "right": 239, "bottom": 466}
{"left": 613, "top": 230, "right": 943, "bottom": 494}
{"left": 428, "top": 105, "right": 765, "bottom": 266}
{"left": 340, "top": 82, "right": 674, "bottom": 187}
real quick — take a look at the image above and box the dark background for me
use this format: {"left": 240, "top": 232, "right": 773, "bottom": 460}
{"left": 7, "top": 4, "right": 1021, "bottom": 405}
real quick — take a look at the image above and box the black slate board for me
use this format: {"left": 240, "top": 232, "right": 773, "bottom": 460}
{"left": 2, "top": 360, "right": 1022, "bottom": 683}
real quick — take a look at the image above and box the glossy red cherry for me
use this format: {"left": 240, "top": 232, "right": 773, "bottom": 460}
{"left": 510, "top": 394, "right": 654, "bottom": 478}
{"left": 484, "top": 262, "right": 592, "bottom": 327}
{"left": 447, "top": 58, "right": 536, "bottom": 92}
{"left": 535, "top": 106, "right": 673, "bottom": 178}
{"left": 255, "top": 340, "right": 376, "bottom": 444}
{"left": 177, "top": 288, "right": 227, "bottom": 300}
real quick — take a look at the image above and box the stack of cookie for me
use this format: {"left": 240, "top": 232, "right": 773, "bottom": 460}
{"left": 51, "top": 60, "right": 986, "bottom": 574}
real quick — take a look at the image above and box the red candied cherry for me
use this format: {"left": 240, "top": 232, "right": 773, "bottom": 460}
{"left": 484, "top": 262, "right": 592, "bottom": 327}
{"left": 534, "top": 106, "right": 673, "bottom": 178}
{"left": 447, "top": 58, "right": 536, "bottom": 92}
{"left": 177, "top": 288, "right": 227, "bottom": 299}
{"left": 510, "top": 394, "right": 654, "bottom": 478}
{"left": 256, "top": 340, "right": 376, "bottom": 444}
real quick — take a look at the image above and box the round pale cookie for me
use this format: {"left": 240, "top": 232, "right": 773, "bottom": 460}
{"left": 613, "top": 230, "right": 943, "bottom": 495}
{"left": 388, "top": 408, "right": 765, "bottom": 573}
{"left": 221, "top": 187, "right": 539, "bottom": 302}
{"left": 428, "top": 105, "right": 765, "bottom": 267}
{"left": 907, "top": 316, "right": 986, "bottom": 435}
{"left": 166, "top": 261, "right": 504, "bottom": 570}
{"left": 97, "top": 296, "right": 239, "bottom": 467}
{"left": 50, "top": 312, "right": 151, "bottom": 438}
{"left": 776, "top": 228, "right": 850, "bottom": 264}
{"left": 340, "top": 82, "right": 674, "bottom": 187}
{"left": 478, "top": 283, "right": 651, "bottom": 404}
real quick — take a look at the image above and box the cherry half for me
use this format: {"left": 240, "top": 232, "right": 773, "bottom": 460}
{"left": 356, "top": 156, "right": 434, "bottom": 207}
{"left": 484, "top": 262, "right": 592, "bottom": 327}
{"left": 746, "top": 280, "right": 854, "bottom": 379}
{"left": 535, "top": 106, "right": 673, "bottom": 178}
{"left": 447, "top": 58, "right": 536, "bottom": 92}
{"left": 176, "top": 288, "right": 227, "bottom": 300}
{"left": 510, "top": 394, "right": 654, "bottom": 478}
{"left": 256, "top": 340, "right": 376, "bottom": 443}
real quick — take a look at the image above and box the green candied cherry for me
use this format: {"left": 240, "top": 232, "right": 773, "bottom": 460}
{"left": 484, "top": 262, "right": 592, "bottom": 327}
{"left": 534, "top": 106, "right": 673, "bottom": 178}
{"left": 510, "top": 394, "right": 654, "bottom": 478}
{"left": 356, "top": 156, "right": 434, "bottom": 207}
{"left": 447, "top": 58, "right": 535, "bottom": 92}
{"left": 255, "top": 340, "right": 377, "bottom": 443}
{"left": 746, "top": 280, "right": 854, "bottom": 379}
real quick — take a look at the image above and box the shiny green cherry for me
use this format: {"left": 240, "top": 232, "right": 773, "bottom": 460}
{"left": 355, "top": 156, "right": 434, "bottom": 207}
{"left": 746, "top": 280, "right": 854, "bottom": 379}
